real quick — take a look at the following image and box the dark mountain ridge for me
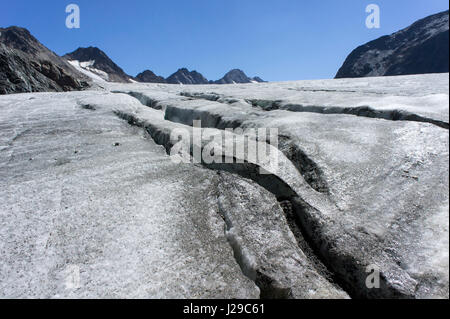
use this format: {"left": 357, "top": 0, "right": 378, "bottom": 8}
{"left": 336, "top": 10, "right": 449, "bottom": 78}
{"left": 213, "top": 69, "right": 266, "bottom": 84}
{"left": 135, "top": 70, "right": 166, "bottom": 83}
{"left": 136, "top": 68, "right": 266, "bottom": 84}
{"left": 64, "top": 47, "right": 131, "bottom": 83}
{"left": 165, "top": 68, "right": 209, "bottom": 84}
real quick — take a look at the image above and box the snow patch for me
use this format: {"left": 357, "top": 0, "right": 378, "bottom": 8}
{"left": 68, "top": 60, "right": 109, "bottom": 82}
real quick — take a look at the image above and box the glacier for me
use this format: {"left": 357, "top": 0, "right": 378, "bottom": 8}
{"left": 0, "top": 73, "right": 448, "bottom": 299}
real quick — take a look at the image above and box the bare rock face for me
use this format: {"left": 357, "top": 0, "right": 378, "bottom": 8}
{"left": 166, "top": 68, "right": 209, "bottom": 85}
{"left": 135, "top": 70, "right": 166, "bottom": 83}
{"left": 0, "top": 26, "right": 89, "bottom": 95}
{"left": 64, "top": 47, "right": 132, "bottom": 83}
{"left": 336, "top": 10, "right": 449, "bottom": 78}
{"left": 214, "top": 69, "right": 265, "bottom": 84}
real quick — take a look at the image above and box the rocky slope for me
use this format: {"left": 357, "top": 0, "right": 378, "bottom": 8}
{"left": 214, "top": 69, "right": 265, "bottom": 84}
{"left": 0, "top": 26, "right": 89, "bottom": 95}
{"left": 336, "top": 10, "right": 449, "bottom": 78}
{"left": 64, "top": 47, "right": 132, "bottom": 83}
{"left": 166, "top": 68, "right": 209, "bottom": 84}
{"left": 135, "top": 70, "right": 166, "bottom": 83}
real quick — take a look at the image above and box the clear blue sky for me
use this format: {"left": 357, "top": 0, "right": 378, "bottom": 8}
{"left": 1, "top": 0, "right": 448, "bottom": 81}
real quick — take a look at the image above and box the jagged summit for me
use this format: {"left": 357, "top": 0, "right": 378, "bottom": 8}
{"left": 1, "top": 26, "right": 267, "bottom": 90}
{"left": 135, "top": 70, "right": 166, "bottom": 83}
{"left": 166, "top": 68, "right": 209, "bottom": 84}
{"left": 336, "top": 10, "right": 449, "bottom": 78}
{"left": 64, "top": 46, "right": 131, "bottom": 83}
{"left": 0, "top": 26, "right": 42, "bottom": 54}
{"left": 135, "top": 67, "right": 266, "bottom": 85}
{"left": 214, "top": 69, "right": 265, "bottom": 84}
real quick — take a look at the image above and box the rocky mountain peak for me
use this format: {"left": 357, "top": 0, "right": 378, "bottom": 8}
{"left": 64, "top": 47, "right": 131, "bottom": 83}
{"left": 0, "top": 26, "right": 41, "bottom": 54}
{"left": 166, "top": 68, "right": 209, "bottom": 84}
{"left": 135, "top": 69, "right": 166, "bottom": 83}
{"left": 215, "top": 69, "right": 265, "bottom": 84}
{"left": 251, "top": 76, "right": 265, "bottom": 83}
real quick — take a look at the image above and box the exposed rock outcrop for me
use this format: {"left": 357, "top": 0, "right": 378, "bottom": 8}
{"left": 214, "top": 69, "right": 265, "bottom": 84}
{"left": 0, "top": 26, "right": 89, "bottom": 95}
{"left": 166, "top": 68, "right": 209, "bottom": 84}
{"left": 336, "top": 10, "right": 449, "bottom": 78}
{"left": 135, "top": 70, "right": 166, "bottom": 83}
{"left": 64, "top": 47, "right": 132, "bottom": 83}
